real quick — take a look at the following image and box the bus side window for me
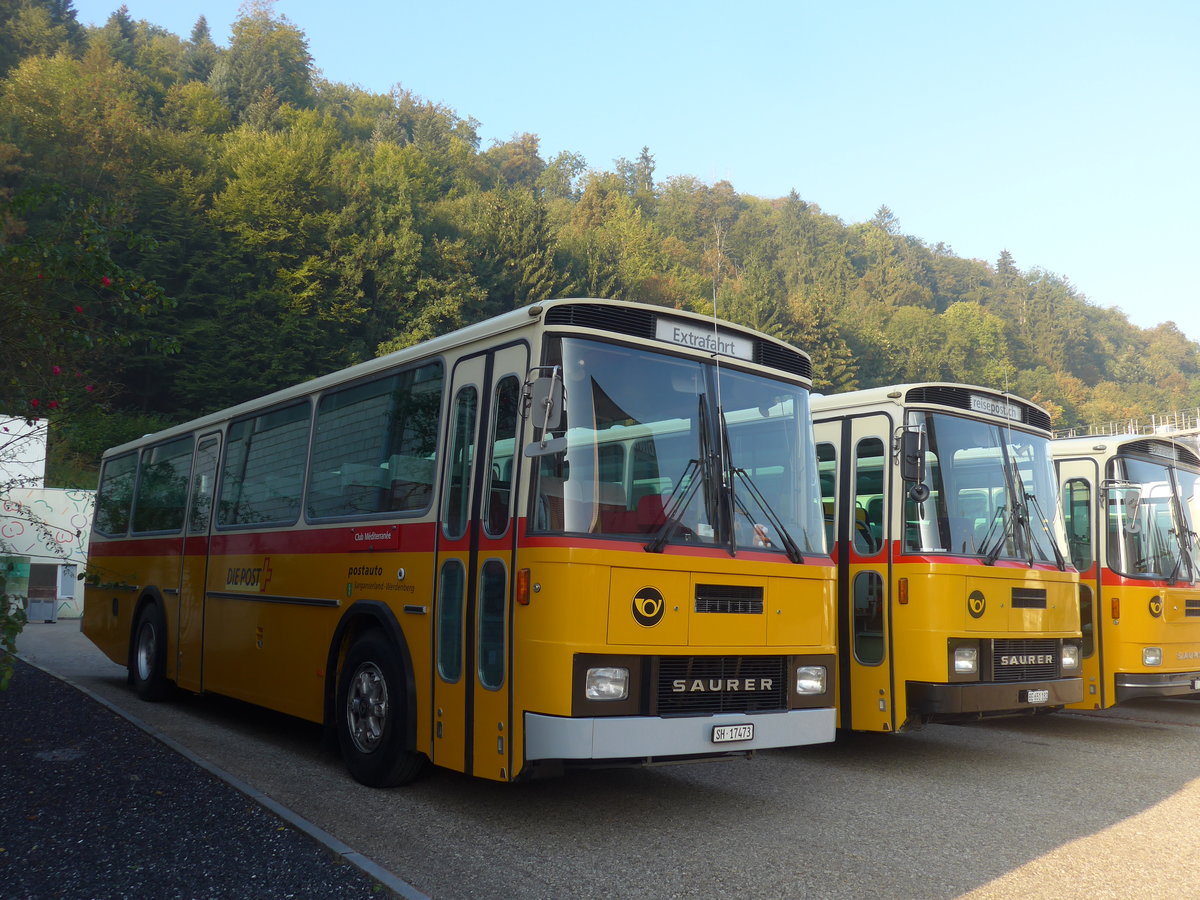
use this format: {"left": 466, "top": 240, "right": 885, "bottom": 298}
{"left": 1062, "top": 478, "right": 1093, "bottom": 570}
{"left": 131, "top": 435, "right": 195, "bottom": 534}
{"left": 308, "top": 362, "right": 443, "bottom": 520}
{"left": 484, "top": 376, "right": 520, "bottom": 537}
{"left": 853, "top": 438, "right": 884, "bottom": 554}
{"left": 442, "top": 386, "right": 478, "bottom": 540}
{"left": 817, "top": 441, "right": 837, "bottom": 550}
{"left": 94, "top": 452, "right": 138, "bottom": 537}
{"left": 219, "top": 402, "right": 310, "bottom": 527}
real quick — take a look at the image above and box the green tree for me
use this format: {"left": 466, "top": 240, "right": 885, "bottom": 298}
{"left": 207, "top": 0, "right": 313, "bottom": 121}
{"left": 183, "top": 15, "right": 219, "bottom": 82}
{"left": 940, "top": 301, "right": 1015, "bottom": 387}
{"left": 0, "top": 0, "right": 83, "bottom": 76}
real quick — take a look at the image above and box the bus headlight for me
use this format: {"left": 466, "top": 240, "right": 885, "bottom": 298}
{"left": 585, "top": 666, "right": 629, "bottom": 700}
{"left": 1143, "top": 647, "right": 1163, "bottom": 667}
{"left": 953, "top": 646, "right": 979, "bottom": 675}
{"left": 796, "top": 665, "right": 827, "bottom": 695}
{"left": 1061, "top": 643, "right": 1081, "bottom": 672}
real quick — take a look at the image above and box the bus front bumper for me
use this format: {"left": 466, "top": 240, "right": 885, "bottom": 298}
{"left": 1116, "top": 670, "right": 1200, "bottom": 702}
{"left": 524, "top": 707, "right": 836, "bottom": 761}
{"left": 907, "top": 677, "right": 1084, "bottom": 720}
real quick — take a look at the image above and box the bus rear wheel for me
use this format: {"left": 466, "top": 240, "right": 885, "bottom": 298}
{"left": 336, "top": 632, "right": 425, "bottom": 787}
{"left": 131, "top": 603, "right": 171, "bottom": 701}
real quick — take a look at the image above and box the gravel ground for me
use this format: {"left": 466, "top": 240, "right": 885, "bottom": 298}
{"left": 0, "top": 658, "right": 393, "bottom": 899}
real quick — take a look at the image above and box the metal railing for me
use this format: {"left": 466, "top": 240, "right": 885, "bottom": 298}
{"left": 1054, "top": 408, "right": 1200, "bottom": 441}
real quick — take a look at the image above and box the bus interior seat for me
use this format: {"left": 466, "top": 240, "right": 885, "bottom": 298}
{"left": 866, "top": 496, "right": 885, "bottom": 541}
{"left": 602, "top": 493, "right": 667, "bottom": 534}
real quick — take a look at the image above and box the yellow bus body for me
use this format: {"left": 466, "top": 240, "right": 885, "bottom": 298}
{"left": 1054, "top": 435, "right": 1200, "bottom": 708}
{"left": 84, "top": 299, "right": 837, "bottom": 784}
{"left": 813, "top": 383, "right": 1083, "bottom": 732}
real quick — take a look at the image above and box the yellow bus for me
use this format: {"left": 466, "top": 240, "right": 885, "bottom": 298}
{"left": 810, "top": 384, "right": 1083, "bottom": 733}
{"left": 83, "top": 298, "right": 836, "bottom": 785}
{"left": 1054, "top": 434, "right": 1200, "bottom": 707}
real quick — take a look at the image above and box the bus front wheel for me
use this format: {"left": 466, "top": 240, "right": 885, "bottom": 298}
{"left": 131, "top": 603, "right": 171, "bottom": 701}
{"left": 336, "top": 632, "right": 425, "bottom": 787}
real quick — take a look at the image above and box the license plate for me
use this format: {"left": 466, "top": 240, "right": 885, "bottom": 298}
{"left": 1022, "top": 689, "right": 1050, "bottom": 704}
{"left": 712, "top": 724, "right": 754, "bottom": 743}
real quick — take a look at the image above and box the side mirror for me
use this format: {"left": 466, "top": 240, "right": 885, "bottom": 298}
{"left": 528, "top": 374, "right": 563, "bottom": 431}
{"left": 900, "top": 430, "right": 926, "bottom": 484}
{"left": 523, "top": 368, "right": 566, "bottom": 458}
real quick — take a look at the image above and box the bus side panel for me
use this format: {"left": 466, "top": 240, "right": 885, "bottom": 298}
{"left": 82, "top": 544, "right": 178, "bottom": 674}
{"left": 200, "top": 539, "right": 436, "bottom": 725}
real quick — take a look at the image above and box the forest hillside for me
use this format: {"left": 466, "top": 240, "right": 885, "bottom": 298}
{"left": 3, "top": 1, "right": 1198, "bottom": 482}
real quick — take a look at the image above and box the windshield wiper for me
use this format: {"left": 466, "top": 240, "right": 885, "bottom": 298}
{"left": 1165, "top": 527, "right": 1197, "bottom": 586}
{"left": 717, "top": 407, "right": 804, "bottom": 563}
{"left": 643, "top": 458, "right": 703, "bottom": 554}
{"left": 1024, "top": 490, "right": 1068, "bottom": 571}
{"left": 730, "top": 466, "right": 805, "bottom": 563}
{"left": 979, "top": 504, "right": 1010, "bottom": 566}
{"left": 646, "top": 395, "right": 720, "bottom": 554}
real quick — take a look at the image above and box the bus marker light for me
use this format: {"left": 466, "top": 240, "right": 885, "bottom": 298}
{"left": 516, "top": 568, "right": 531, "bottom": 605}
{"left": 898, "top": 578, "right": 909, "bottom": 605}
{"left": 1143, "top": 647, "right": 1162, "bottom": 667}
{"left": 585, "top": 667, "right": 629, "bottom": 700}
{"left": 1111, "top": 597, "right": 1120, "bottom": 621}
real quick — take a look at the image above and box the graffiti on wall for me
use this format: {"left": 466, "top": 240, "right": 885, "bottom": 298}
{"left": 0, "top": 488, "right": 94, "bottom": 566}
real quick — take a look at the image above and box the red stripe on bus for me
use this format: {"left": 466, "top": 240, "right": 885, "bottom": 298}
{"left": 88, "top": 522, "right": 439, "bottom": 557}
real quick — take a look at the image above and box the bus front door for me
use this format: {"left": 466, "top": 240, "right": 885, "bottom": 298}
{"left": 175, "top": 433, "right": 221, "bottom": 692}
{"left": 433, "top": 343, "right": 527, "bottom": 780}
{"left": 840, "top": 415, "right": 897, "bottom": 732}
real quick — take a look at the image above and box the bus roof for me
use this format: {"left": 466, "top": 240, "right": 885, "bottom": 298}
{"left": 102, "top": 298, "right": 811, "bottom": 458}
{"left": 811, "top": 382, "right": 1051, "bottom": 433}
{"left": 1052, "top": 434, "right": 1200, "bottom": 468}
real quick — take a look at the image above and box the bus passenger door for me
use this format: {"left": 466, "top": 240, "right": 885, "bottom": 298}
{"left": 175, "top": 433, "right": 220, "bottom": 692}
{"left": 840, "top": 416, "right": 896, "bottom": 732}
{"left": 1060, "top": 466, "right": 1104, "bottom": 708}
{"left": 433, "top": 343, "right": 527, "bottom": 780}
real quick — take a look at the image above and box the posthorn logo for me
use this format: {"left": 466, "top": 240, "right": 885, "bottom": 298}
{"left": 632, "top": 587, "right": 665, "bottom": 627}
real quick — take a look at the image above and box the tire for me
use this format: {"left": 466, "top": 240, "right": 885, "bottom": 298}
{"left": 336, "top": 632, "right": 426, "bottom": 787}
{"left": 131, "top": 603, "right": 172, "bottom": 701}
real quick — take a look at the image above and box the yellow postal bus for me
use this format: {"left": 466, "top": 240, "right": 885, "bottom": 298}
{"left": 811, "top": 384, "right": 1082, "bottom": 733}
{"left": 83, "top": 298, "right": 836, "bottom": 785}
{"left": 1054, "top": 435, "right": 1200, "bottom": 707}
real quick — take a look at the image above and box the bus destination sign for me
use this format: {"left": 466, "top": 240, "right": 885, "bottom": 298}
{"left": 656, "top": 319, "right": 754, "bottom": 361}
{"left": 969, "top": 394, "right": 1023, "bottom": 423}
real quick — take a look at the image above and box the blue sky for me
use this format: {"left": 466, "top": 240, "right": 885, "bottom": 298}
{"left": 72, "top": 0, "right": 1200, "bottom": 343}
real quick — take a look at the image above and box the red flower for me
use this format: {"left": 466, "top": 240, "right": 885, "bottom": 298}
{"left": 74, "top": 305, "right": 84, "bottom": 313}
{"left": 101, "top": 276, "right": 112, "bottom": 287}
{"left": 49, "top": 401, "right": 59, "bottom": 409}
{"left": 85, "top": 384, "right": 94, "bottom": 392}
{"left": 30, "top": 399, "right": 39, "bottom": 408}
{"left": 53, "top": 365, "right": 62, "bottom": 375}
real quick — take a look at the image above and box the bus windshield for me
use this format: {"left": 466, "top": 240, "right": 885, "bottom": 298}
{"left": 1107, "top": 457, "right": 1200, "bottom": 582}
{"left": 904, "top": 411, "right": 1066, "bottom": 564}
{"left": 530, "top": 336, "right": 826, "bottom": 556}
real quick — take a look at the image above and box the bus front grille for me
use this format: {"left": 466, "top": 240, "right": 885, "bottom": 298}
{"left": 1011, "top": 588, "right": 1047, "bottom": 609}
{"left": 655, "top": 656, "right": 788, "bottom": 714}
{"left": 695, "top": 584, "right": 764, "bottom": 614}
{"left": 991, "top": 639, "right": 1059, "bottom": 683}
